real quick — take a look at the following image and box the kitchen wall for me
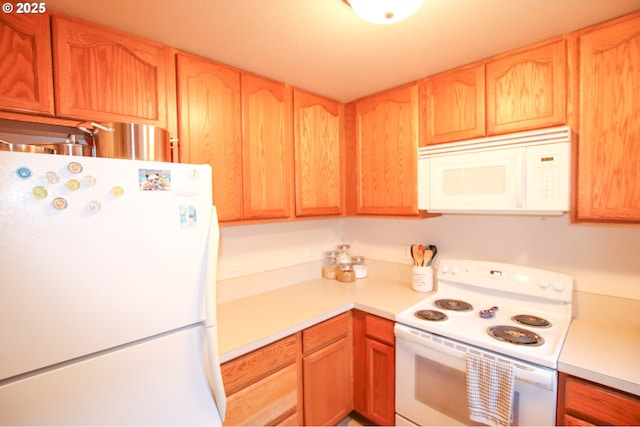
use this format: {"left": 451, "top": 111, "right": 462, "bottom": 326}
{"left": 218, "top": 214, "right": 640, "bottom": 301}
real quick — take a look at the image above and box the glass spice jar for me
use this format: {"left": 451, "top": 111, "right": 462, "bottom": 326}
{"left": 351, "top": 255, "right": 367, "bottom": 279}
{"left": 336, "top": 263, "right": 356, "bottom": 283}
{"left": 337, "top": 244, "right": 351, "bottom": 265}
{"left": 322, "top": 250, "right": 338, "bottom": 279}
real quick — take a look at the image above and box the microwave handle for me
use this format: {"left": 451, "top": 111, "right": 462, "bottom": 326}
{"left": 515, "top": 150, "right": 526, "bottom": 209}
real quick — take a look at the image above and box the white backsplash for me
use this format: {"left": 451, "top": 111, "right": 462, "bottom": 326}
{"left": 344, "top": 214, "right": 640, "bottom": 300}
{"left": 217, "top": 214, "right": 640, "bottom": 301}
{"left": 218, "top": 218, "right": 345, "bottom": 279}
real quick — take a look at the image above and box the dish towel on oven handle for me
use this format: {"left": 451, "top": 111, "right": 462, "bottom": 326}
{"left": 466, "top": 351, "right": 516, "bottom": 427}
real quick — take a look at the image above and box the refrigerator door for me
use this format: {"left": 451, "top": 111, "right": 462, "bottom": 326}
{"left": 0, "top": 324, "right": 222, "bottom": 426}
{"left": 0, "top": 152, "right": 213, "bottom": 380}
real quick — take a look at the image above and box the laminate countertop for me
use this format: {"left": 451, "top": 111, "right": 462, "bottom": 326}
{"left": 217, "top": 271, "right": 640, "bottom": 397}
{"left": 217, "top": 275, "right": 429, "bottom": 363}
{"left": 558, "top": 317, "right": 640, "bottom": 396}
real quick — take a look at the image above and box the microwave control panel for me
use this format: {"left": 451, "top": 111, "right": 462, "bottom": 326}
{"left": 526, "top": 143, "right": 570, "bottom": 210}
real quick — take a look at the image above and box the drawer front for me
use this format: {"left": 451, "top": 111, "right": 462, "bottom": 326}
{"left": 224, "top": 363, "right": 299, "bottom": 426}
{"left": 303, "top": 312, "right": 351, "bottom": 354}
{"left": 365, "top": 313, "right": 395, "bottom": 345}
{"left": 221, "top": 334, "right": 298, "bottom": 395}
{"left": 565, "top": 376, "right": 640, "bottom": 425}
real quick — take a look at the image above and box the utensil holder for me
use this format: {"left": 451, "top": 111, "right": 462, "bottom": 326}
{"left": 412, "top": 266, "right": 433, "bottom": 292}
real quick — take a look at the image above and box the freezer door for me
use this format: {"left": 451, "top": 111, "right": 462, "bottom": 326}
{"left": 0, "top": 152, "right": 213, "bottom": 380}
{"left": 0, "top": 324, "right": 222, "bottom": 426}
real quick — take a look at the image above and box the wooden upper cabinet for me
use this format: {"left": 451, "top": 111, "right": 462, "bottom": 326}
{"left": 354, "top": 83, "right": 419, "bottom": 216}
{"left": 176, "top": 53, "right": 243, "bottom": 222}
{"left": 573, "top": 12, "right": 640, "bottom": 223}
{"left": 51, "top": 15, "right": 169, "bottom": 127}
{"left": 420, "top": 64, "right": 485, "bottom": 145}
{"left": 242, "top": 74, "right": 293, "bottom": 220}
{"left": 0, "top": 13, "right": 54, "bottom": 115}
{"left": 293, "top": 90, "right": 344, "bottom": 217}
{"left": 486, "top": 39, "right": 567, "bottom": 134}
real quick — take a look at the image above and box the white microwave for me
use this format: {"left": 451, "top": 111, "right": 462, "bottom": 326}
{"left": 418, "top": 126, "right": 571, "bottom": 215}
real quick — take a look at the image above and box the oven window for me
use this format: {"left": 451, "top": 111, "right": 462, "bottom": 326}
{"left": 414, "top": 354, "right": 520, "bottom": 426}
{"left": 415, "top": 355, "right": 480, "bottom": 425}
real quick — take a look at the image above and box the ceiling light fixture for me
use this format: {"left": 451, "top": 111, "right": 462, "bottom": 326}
{"left": 346, "top": 0, "right": 425, "bottom": 25}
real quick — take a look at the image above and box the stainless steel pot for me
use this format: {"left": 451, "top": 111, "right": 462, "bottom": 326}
{"left": 0, "top": 139, "right": 56, "bottom": 154}
{"left": 42, "top": 143, "right": 94, "bottom": 156}
{"left": 90, "top": 123, "right": 170, "bottom": 161}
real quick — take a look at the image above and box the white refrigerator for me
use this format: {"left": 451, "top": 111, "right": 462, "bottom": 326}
{"left": 0, "top": 151, "right": 226, "bottom": 425}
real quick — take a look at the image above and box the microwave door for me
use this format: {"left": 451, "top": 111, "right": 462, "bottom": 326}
{"left": 429, "top": 148, "right": 525, "bottom": 212}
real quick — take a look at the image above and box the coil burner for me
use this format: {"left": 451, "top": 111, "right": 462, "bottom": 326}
{"left": 512, "top": 314, "right": 552, "bottom": 328}
{"left": 434, "top": 299, "right": 473, "bottom": 312}
{"left": 415, "top": 309, "right": 448, "bottom": 322}
{"left": 487, "top": 325, "right": 544, "bottom": 346}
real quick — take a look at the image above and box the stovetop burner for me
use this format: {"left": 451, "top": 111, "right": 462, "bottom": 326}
{"left": 415, "top": 309, "right": 448, "bottom": 322}
{"left": 487, "top": 325, "right": 544, "bottom": 346}
{"left": 434, "top": 299, "right": 473, "bottom": 312}
{"left": 512, "top": 314, "right": 552, "bottom": 328}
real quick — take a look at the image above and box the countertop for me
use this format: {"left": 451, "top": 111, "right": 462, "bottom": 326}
{"left": 559, "top": 318, "right": 640, "bottom": 396}
{"left": 217, "top": 275, "right": 428, "bottom": 363}
{"left": 217, "top": 269, "right": 640, "bottom": 397}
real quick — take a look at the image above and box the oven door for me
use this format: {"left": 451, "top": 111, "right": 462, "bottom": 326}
{"left": 395, "top": 324, "right": 557, "bottom": 426}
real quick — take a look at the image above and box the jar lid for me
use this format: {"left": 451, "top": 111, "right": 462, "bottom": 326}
{"left": 338, "top": 263, "right": 353, "bottom": 271}
{"left": 325, "top": 250, "right": 338, "bottom": 258}
{"left": 337, "top": 244, "right": 351, "bottom": 251}
{"left": 352, "top": 255, "right": 365, "bottom": 263}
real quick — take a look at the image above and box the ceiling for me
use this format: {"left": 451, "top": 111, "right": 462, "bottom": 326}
{"left": 45, "top": 0, "right": 640, "bottom": 102}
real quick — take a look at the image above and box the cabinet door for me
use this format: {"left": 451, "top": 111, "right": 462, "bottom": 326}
{"left": 176, "top": 54, "right": 243, "bottom": 222}
{"left": 420, "top": 64, "right": 485, "bottom": 145}
{"left": 557, "top": 373, "right": 640, "bottom": 426}
{"left": 293, "top": 90, "right": 344, "bottom": 217}
{"left": 364, "top": 339, "right": 395, "bottom": 426}
{"left": 574, "top": 13, "right": 640, "bottom": 223}
{"left": 353, "top": 310, "right": 395, "bottom": 426}
{"left": 486, "top": 39, "right": 567, "bottom": 134}
{"left": 242, "top": 74, "right": 293, "bottom": 220}
{"left": 354, "top": 84, "right": 419, "bottom": 216}
{"left": 303, "top": 337, "right": 352, "bottom": 426}
{"left": 224, "top": 363, "right": 300, "bottom": 426}
{"left": 221, "top": 335, "right": 302, "bottom": 426}
{"left": 0, "top": 13, "right": 54, "bottom": 115}
{"left": 52, "top": 15, "right": 169, "bottom": 127}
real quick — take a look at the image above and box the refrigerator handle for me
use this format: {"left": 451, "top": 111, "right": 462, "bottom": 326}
{"left": 204, "top": 206, "right": 227, "bottom": 421}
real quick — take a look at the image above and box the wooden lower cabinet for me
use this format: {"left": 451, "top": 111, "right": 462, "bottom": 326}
{"left": 353, "top": 310, "right": 396, "bottom": 426}
{"left": 221, "top": 334, "right": 303, "bottom": 426}
{"left": 221, "top": 311, "right": 399, "bottom": 426}
{"left": 302, "top": 312, "right": 353, "bottom": 426}
{"left": 557, "top": 372, "right": 640, "bottom": 426}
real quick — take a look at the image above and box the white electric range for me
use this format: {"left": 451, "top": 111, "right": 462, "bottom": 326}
{"left": 394, "top": 259, "right": 574, "bottom": 426}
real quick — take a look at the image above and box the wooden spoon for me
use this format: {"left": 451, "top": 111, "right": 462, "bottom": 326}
{"left": 411, "top": 244, "right": 424, "bottom": 266}
{"left": 422, "top": 249, "right": 433, "bottom": 266}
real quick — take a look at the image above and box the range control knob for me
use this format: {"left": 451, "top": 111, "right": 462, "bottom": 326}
{"left": 538, "top": 280, "right": 550, "bottom": 289}
{"left": 552, "top": 282, "right": 565, "bottom": 291}
{"left": 451, "top": 266, "right": 459, "bottom": 275}
{"left": 441, "top": 264, "right": 450, "bottom": 274}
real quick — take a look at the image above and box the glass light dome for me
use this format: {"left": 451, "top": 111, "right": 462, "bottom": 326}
{"left": 347, "top": 0, "right": 425, "bottom": 25}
